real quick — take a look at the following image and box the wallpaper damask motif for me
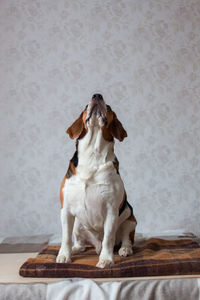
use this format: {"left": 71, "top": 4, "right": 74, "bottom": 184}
{"left": 0, "top": 0, "right": 200, "bottom": 236}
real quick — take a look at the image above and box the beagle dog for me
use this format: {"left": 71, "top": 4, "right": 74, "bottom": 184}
{"left": 57, "top": 94, "right": 137, "bottom": 268}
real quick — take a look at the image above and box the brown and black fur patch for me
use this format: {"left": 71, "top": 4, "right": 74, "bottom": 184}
{"left": 128, "top": 212, "right": 137, "bottom": 244}
{"left": 60, "top": 176, "right": 66, "bottom": 208}
{"left": 60, "top": 150, "right": 79, "bottom": 208}
{"left": 113, "top": 156, "right": 119, "bottom": 174}
{"left": 119, "top": 191, "right": 128, "bottom": 216}
{"left": 118, "top": 191, "right": 136, "bottom": 223}
{"left": 66, "top": 151, "right": 78, "bottom": 178}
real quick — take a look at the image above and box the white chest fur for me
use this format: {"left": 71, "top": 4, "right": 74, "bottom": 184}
{"left": 77, "top": 125, "right": 115, "bottom": 181}
{"left": 63, "top": 125, "right": 124, "bottom": 232}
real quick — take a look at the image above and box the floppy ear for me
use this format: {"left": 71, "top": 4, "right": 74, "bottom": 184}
{"left": 66, "top": 112, "right": 84, "bottom": 139}
{"left": 108, "top": 112, "right": 127, "bottom": 142}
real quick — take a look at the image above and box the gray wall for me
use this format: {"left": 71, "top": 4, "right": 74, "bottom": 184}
{"left": 0, "top": 0, "right": 200, "bottom": 236}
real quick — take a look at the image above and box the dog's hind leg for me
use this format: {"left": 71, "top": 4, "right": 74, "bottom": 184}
{"left": 118, "top": 217, "right": 137, "bottom": 257}
{"left": 72, "top": 218, "right": 87, "bottom": 254}
{"left": 72, "top": 218, "right": 102, "bottom": 255}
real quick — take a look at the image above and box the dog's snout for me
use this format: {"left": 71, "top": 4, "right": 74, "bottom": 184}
{"left": 86, "top": 94, "right": 107, "bottom": 126}
{"left": 92, "top": 94, "right": 103, "bottom": 100}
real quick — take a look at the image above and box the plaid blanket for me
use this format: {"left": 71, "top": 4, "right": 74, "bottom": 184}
{"left": 19, "top": 237, "right": 200, "bottom": 278}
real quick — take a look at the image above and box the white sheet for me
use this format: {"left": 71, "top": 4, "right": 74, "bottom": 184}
{"left": 46, "top": 278, "right": 200, "bottom": 300}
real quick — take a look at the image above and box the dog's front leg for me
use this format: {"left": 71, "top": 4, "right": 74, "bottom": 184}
{"left": 96, "top": 212, "right": 117, "bottom": 268}
{"left": 56, "top": 208, "right": 75, "bottom": 263}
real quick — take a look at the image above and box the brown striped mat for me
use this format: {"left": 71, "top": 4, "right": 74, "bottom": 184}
{"left": 19, "top": 238, "right": 200, "bottom": 278}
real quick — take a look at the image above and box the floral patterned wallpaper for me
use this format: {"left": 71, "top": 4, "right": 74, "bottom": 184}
{"left": 0, "top": 0, "right": 200, "bottom": 236}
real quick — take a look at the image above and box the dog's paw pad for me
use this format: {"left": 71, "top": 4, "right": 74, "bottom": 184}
{"left": 118, "top": 246, "right": 133, "bottom": 257}
{"left": 56, "top": 254, "right": 71, "bottom": 263}
{"left": 96, "top": 259, "right": 114, "bottom": 268}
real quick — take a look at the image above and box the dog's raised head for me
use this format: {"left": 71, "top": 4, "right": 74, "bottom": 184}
{"left": 66, "top": 94, "right": 127, "bottom": 142}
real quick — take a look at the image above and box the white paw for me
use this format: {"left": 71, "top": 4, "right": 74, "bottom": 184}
{"left": 96, "top": 259, "right": 114, "bottom": 268}
{"left": 72, "top": 245, "right": 86, "bottom": 255}
{"left": 56, "top": 250, "right": 71, "bottom": 263}
{"left": 118, "top": 246, "right": 133, "bottom": 257}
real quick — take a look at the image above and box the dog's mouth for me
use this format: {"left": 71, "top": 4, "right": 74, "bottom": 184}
{"left": 86, "top": 94, "right": 107, "bottom": 127}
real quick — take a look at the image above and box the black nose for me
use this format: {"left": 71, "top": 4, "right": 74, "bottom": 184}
{"left": 92, "top": 94, "right": 103, "bottom": 100}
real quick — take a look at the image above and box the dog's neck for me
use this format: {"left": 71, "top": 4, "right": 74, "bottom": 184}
{"left": 76, "top": 125, "right": 115, "bottom": 181}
